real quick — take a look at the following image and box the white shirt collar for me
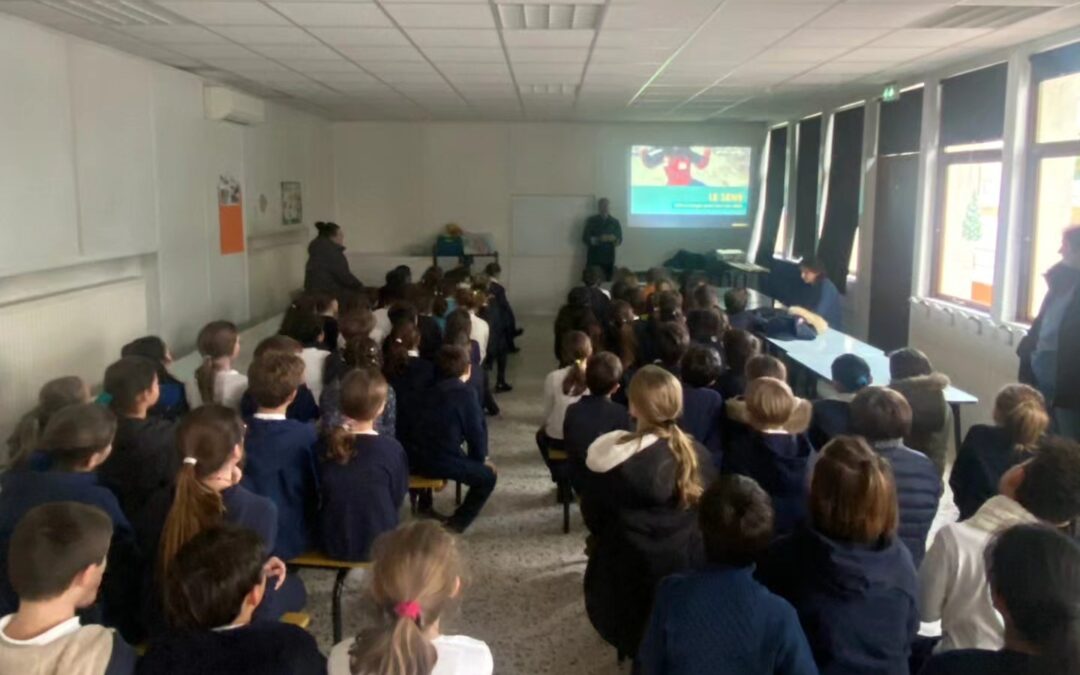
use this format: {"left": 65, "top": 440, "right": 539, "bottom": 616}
{"left": 0, "top": 615, "right": 81, "bottom": 646}
{"left": 407, "top": 349, "right": 420, "bottom": 357}
{"left": 355, "top": 429, "right": 379, "bottom": 436}
{"left": 253, "top": 413, "right": 287, "bottom": 421}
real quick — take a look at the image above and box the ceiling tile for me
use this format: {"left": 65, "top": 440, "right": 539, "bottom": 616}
{"left": 0, "top": 1, "right": 88, "bottom": 26}
{"left": 509, "top": 48, "right": 588, "bottom": 63}
{"left": 503, "top": 29, "right": 595, "bottom": 48}
{"left": 808, "top": 4, "right": 954, "bottom": 29}
{"left": 156, "top": 1, "right": 289, "bottom": 26}
{"left": 117, "top": 25, "right": 229, "bottom": 44}
{"left": 706, "top": 3, "right": 833, "bottom": 30}
{"left": 440, "top": 61, "right": 512, "bottom": 74}
{"left": 603, "top": 0, "right": 719, "bottom": 30}
{"left": 870, "top": 28, "right": 991, "bottom": 48}
{"left": 383, "top": 3, "right": 494, "bottom": 28}
{"left": 757, "top": 46, "right": 848, "bottom": 62}
{"left": 166, "top": 43, "right": 260, "bottom": 59}
{"left": 285, "top": 58, "right": 365, "bottom": 73}
{"left": 811, "top": 60, "right": 893, "bottom": 75}
{"left": 205, "top": 57, "right": 296, "bottom": 74}
{"left": 835, "top": 46, "right": 939, "bottom": 62}
{"left": 251, "top": 43, "right": 341, "bottom": 59}
{"left": 338, "top": 45, "right": 426, "bottom": 61}
{"left": 593, "top": 30, "right": 690, "bottom": 48}
{"left": 421, "top": 46, "right": 505, "bottom": 61}
{"left": 268, "top": 2, "right": 392, "bottom": 27}
{"left": 406, "top": 28, "right": 501, "bottom": 46}
{"left": 781, "top": 28, "right": 890, "bottom": 47}
{"left": 309, "top": 27, "right": 409, "bottom": 46}
{"left": 214, "top": 25, "right": 317, "bottom": 44}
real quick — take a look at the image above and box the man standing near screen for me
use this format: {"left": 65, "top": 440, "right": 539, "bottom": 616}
{"left": 583, "top": 197, "right": 622, "bottom": 280}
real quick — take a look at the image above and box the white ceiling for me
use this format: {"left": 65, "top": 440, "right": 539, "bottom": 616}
{"left": 4, "top": 0, "right": 1080, "bottom": 122}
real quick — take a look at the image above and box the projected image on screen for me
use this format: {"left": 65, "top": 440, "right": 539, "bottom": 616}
{"left": 630, "top": 145, "right": 752, "bottom": 227}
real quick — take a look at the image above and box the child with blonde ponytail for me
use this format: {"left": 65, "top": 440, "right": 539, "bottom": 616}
{"left": 582, "top": 365, "right": 716, "bottom": 661}
{"left": 951, "top": 383, "right": 1051, "bottom": 519}
{"left": 537, "top": 331, "right": 592, "bottom": 480}
{"left": 329, "top": 521, "right": 493, "bottom": 675}
{"left": 193, "top": 321, "right": 245, "bottom": 409}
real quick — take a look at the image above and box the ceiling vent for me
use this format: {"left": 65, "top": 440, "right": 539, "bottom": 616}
{"left": 497, "top": 4, "right": 600, "bottom": 30}
{"left": 520, "top": 83, "right": 577, "bottom": 95}
{"left": 909, "top": 4, "right": 1058, "bottom": 30}
{"left": 38, "top": 0, "right": 182, "bottom": 25}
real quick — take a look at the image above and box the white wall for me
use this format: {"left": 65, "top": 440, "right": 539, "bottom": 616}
{"left": 332, "top": 121, "right": 765, "bottom": 311}
{"left": 0, "top": 14, "right": 334, "bottom": 447}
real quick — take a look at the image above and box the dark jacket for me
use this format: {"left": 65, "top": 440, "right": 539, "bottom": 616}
{"left": 240, "top": 417, "right": 319, "bottom": 560}
{"left": 487, "top": 279, "right": 517, "bottom": 342}
{"left": 725, "top": 431, "right": 815, "bottom": 537}
{"left": 874, "top": 440, "right": 942, "bottom": 568}
{"left": 679, "top": 385, "right": 724, "bottom": 465}
{"left": 729, "top": 310, "right": 764, "bottom": 334}
{"left": 151, "top": 374, "right": 190, "bottom": 421}
{"left": 920, "top": 649, "right": 1038, "bottom": 675}
{"left": 714, "top": 369, "right": 747, "bottom": 401}
{"left": 562, "top": 395, "right": 632, "bottom": 496}
{"left": 318, "top": 434, "right": 409, "bottom": 562}
{"left": 240, "top": 385, "right": 319, "bottom": 423}
{"left": 303, "top": 236, "right": 363, "bottom": 299}
{"left": 582, "top": 432, "right": 718, "bottom": 657}
{"left": 402, "top": 378, "right": 487, "bottom": 475}
{"left": 950, "top": 425, "right": 1027, "bottom": 521}
{"left": 137, "top": 622, "right": 326, "bottom": 675}
{"left": 387, "top": 357, "right": 436, "bottom": 408}
{"left": 1018, "top": 262, "right": 1080, "bottom": 410}
{"left": 99, "top": 416, "right": 180, "bottom": 521}
{"left": 890, "top": 373, "right": 951, "bottom": 474}
{"left": 758, "top": 526, "right": 919, "bottom": 675}
{"left": 0, "top": 470, "right": 140, "bottom": 638}
{"left": 804, "top": 276, "right": 843, "bottom": 331}
{"left": 637, "top": 565, "right": 818, "bottom": 675}
{"left": 583, "top": 285, "right": 613, "bottom": 324}
{"left": 418, "top": 315, "right": 443, "bottom": 361}
{"left": 583, "top": 214, "right": 622, "bottom": 271}
{"left": 809, "top": 398, "right": 852, "bottom": 449}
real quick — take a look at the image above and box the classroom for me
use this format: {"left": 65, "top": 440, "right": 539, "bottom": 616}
{"left": 2, "top": 1, "right": 1080, "bottom": 674}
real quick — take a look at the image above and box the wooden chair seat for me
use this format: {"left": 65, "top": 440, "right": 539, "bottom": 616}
{"left": 288, "top": 552, "right": 371, "bottom": 643}
{"left": 281, "top": 612, "right": 312, "bottom": 629}
{"left": 408, "top": 476, "right": 447, "bottom": 490}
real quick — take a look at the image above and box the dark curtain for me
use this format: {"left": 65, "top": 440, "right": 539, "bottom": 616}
{"left": 755, "top": 126, "right": 788, "bottom": 265}
{"left": 940, "top": 63, "right": 1007, "bottom": 146}
{"left": 879, "top": 87, "right": 923, "bottom": 156}
{"left": 793, "top": 116, "right": 821, "bottom": 259}
{"left": 817, "top": 106, "right": 865, "bottom": 293}
{"left": 1031, "top": 40, "right": 1080, "bottom": 81}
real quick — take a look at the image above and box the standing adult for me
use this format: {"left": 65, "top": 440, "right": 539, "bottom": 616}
{"left": 304, "top": 221, "right": 363, "bottom": 300}
{"left": 1019, "top": 226, "right": 1080, "bottom": 440}
{"left": 583, "top": 198, "right": 623, "bottom": 281}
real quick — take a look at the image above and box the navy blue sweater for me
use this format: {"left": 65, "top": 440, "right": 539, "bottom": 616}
{"left": 949, "top": 425, "right": 1026, "bottom": 521}
{"left": 151, "top": 375, "right": 190, "bottom": 421}
{"left": 725, "top": 432, "right": 815, "bottom": 537}
{"left": 240, "top": 417, "right": 319, "bottom": 560}
{"left": 318, "top": 433, "right": 409, "bottom": 562}
{"left": 638, "top": 566, "right": 818, "bottom": 675}
{"left": 809, "top": 399, "right": 851, "bottom": 449}
{"left": 562, "top": 395, "right": 631, "bottom": 463}
{"left": 679, "top": 385, "right": 724, "bottom": 464}
{"left": 403, "top": 378, "right": 488, "bottom": 475}
{"left": 919, "top": 649, "right": 1037, "bottom": 675}
{"left": 240, "top": 385, "right": 319, "bottom": 423}
{"left": 388, "top": 357, "right": 436, "bottom": 408}
{"left": 875, "top": 440, "right": 942, "bottom": 568}
{"left": 418, "top": 315, "right": 443, "bottom": 361}
{"left": 138, "top": 622, "right": 325, "bottom": 675}
{"left": 99, "top": 415, "right": 180, "bottom": 521}
{"left": 0, "top": 470, "right": 139, "bottom": 635}
{"left": 758, "top": 526, "right": 918, "bottom": 675}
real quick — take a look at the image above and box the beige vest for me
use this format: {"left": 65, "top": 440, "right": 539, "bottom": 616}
{"left": 0, "top": 624, "right": 116, "bottom": 675}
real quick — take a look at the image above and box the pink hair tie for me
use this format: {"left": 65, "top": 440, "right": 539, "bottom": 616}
{"left": 394, "top": 601, "right": 421, "bottom": 622}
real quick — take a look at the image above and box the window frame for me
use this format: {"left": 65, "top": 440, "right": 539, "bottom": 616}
{"left": 1017, "top": 70, "right": 1080, "bottom": 323}
{"left": 930, "top": 145, "right": 1005, "bottom": 311}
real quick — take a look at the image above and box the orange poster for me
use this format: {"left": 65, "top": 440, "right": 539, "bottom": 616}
{"left": 218, "top": 174, "right": 244, "bottom": 255}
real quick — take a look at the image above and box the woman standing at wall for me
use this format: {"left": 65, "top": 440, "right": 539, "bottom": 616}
{"left": 304, "top": 221, "right": 363, "bottom": 300}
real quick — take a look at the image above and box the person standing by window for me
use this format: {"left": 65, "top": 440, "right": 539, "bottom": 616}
{"left": 583, "top": 198, "right": 623, "bottom": 281}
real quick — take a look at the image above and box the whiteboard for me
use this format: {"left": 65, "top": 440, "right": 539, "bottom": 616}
{"left": 511, "top": 194, "right": 595, "bottom": 257}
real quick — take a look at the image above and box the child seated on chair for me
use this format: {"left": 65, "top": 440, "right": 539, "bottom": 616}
{"left": 888, "top": 347, "right": 953, "bottom": 475}
{"left": 241, "top": 336, "right": 320, "bottom": 423}
{"left": 563, "top": 351, "right": 631, "bottom": 498}
{"left": 241, "top": 352, "right": 319, "bottom": 561}
{"left": 194, "top": 320, "right": 246, "bottom": 410}
{"left": 121, "top": 336, "right": 189, "bottom": 421}
{"left": 809, "top": 353, "right": 872, "bottom": 448}
{"left": 139, "top": 525, "right": 325, "bottom": 675}
{"left": 715, "top": 329, "right": 760, "bottom": 400}
{"left": 319, "top": 369, "right": 408, "bottom": 562}
{"left": 0, "top": 503, "right": 136, "bottom": 675}
{"left": 539, "top": 331, "right": 592, "bottom": 481}
{"left": 680, "top": 344, "right": 725, "bottom": 465}
{"left": 329, "top": 521, "right": 493, "bottom": 675}
{"left": 279, "top": 306, "right": 331, "bottom": 401}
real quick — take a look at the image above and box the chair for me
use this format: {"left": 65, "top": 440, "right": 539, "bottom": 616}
{"left": 408, "top": 475, "right": 447, "bottom": 514}
{"left": 547, "top": 450, "right": 573, "bottom": 534}
{"left": 288, "top": 551, "right": 371, "bottom": 643}
{"left": 281, "top": 612, "right": 312, "bottom": 630}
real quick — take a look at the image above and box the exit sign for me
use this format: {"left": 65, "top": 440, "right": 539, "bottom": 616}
{"left": 882, "top": 83, "right": 900, "bottom": 102}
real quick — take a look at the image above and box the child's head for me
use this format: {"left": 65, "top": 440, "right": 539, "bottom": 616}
{"left": 165, "top": 525, "right": 266, "bottom": 631}
{"left": 993, "top": 384, "right": 1049, "bottom": 450}
{"left": 627, "top": 286, "right": 648, "bottom": 316}
{"left": 454, "top": 287, "right": 481, "bottom": 312}
{"left": 8, "top": 376, "right": 90, "bottom": 466}
{"left": 686, "top": 308, "right": 725, "bottom": 346}
{"left": 279, "top": 305, "right": 324, "bottom": 347}
{"left": 436, "top": 345, "right": 471, "bottom": 381}
{"left": 160, "top": 405, "right": 245, "bottom": 575}
{"left": 652, "top": 290, "right": 683, "bottom": 323}
{"left": 745, "top": 377, "right": 796, "bottom": 430}
{"left": 586, "top": 352, "right": 623, "bottom": 397}
{"left": 349, "top": 522, "right": 462, "bottom": 675}
{"left": 888, "top": 347, "right": 933, "bottom": 381}
{"left": 41, "top": 403, "right": 117, "bottom": 471}
{"left": 420, "top": 265, "right": 444, "bottom": 290}
{"left": 384, "top": 322, "right": 421, "bottom": 380}
{"left": 745, "top": 354, "right": 787, "bottom": 382}
{"left": 656, "top": 321, "right": 690, "bottom": 369}
{"left": 247, "top": 352, "right": 304, "bottom": 410}
{"left": 831, "top": 354, "right": 872, "bottom": 393}
{"left": 196, "top": 321, "right": 240, "bottom": 404}
{"left": 646, "top": 266, "right": 667, "bottom": 284}
{"left": 561, "top": 331, "right": 593, "bottom": 396}
{"left": 344, "top": 336, "right": 383, "bottom": 371}
{"left": 103, "top": 356, "right": 159, "bottom": 415}
{"left": 799, "top": 257, "right": 827, "bottom": 284}
{"left": 690, "top": 285, "right": 719, "bottom": 313}
{"left": 721, "top": 329, "right": 759, "bottom": 374}
{"left": 699, "top": 475, "right": 774, "bottom": 567}
{"left": 723, "top": 288, "right": 749, "bottom": 315}
{"left": 811, "top": 435, "right": 899, "bottom": 545}
{"left": 582, "top": 266, "right": 604, "bottom": 288}
{"left": 8, "top": 502, "right": 113, "bottom": 610}
{"left": 850, "top": 387, "right": 913, "bottom": 442}
{"left": 1005, "top": 436, "right": 1080, "bottom": 525}
{"left": 305, "top": 292, "right": 338, "bottom": 317}
{"left": 681, "top": 344, "right": 723, "bottom": 388}
{"left": 612, "top": 267, "right": 637, "bottom": 287}
{"left": 484, "top": 262, "right": 501, "bottom": 278}
{"left": 627, "top": 365, "right": 703, "bottom": 508}
{"left": 122, "top": 335, "right": 171, "bottom": 364}
{"left": 986, "top": 524, "right": 1080, "bottom": 673}
{"left": 443, "top": 309, "right": 472, "bottom": 347}
{"left": 566, "top": 286, "right": 591, "bottom": 308}
{"left": 388, "top": 302, "right": 419, "bottom": 328}
{"left": 253, "top": 334, "right": 303, "bottom": 359}
{"left": 327, "top": 370, "right": 389, "bottom": 464}
{"left": 339, "top": 310, "right": 377, "bottom": 343}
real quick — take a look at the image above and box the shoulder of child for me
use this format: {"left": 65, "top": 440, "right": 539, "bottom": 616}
{"left": 434, "top": 634, "right": 494, "bottom": 674}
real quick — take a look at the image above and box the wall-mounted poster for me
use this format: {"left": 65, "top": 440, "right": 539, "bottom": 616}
{"left": 282, "top": 181, "right": 302, "bottom": 226}
{"left": 218, "top": 174, "right": 244, "bottom": 255}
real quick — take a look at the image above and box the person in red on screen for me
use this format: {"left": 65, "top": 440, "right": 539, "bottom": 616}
{"left": 640, "top": 146, "right": 711, "bottom": 186}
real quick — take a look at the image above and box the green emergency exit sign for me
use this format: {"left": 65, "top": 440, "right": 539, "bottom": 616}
{"left": 882, "top": 83, "right": 900, "bottom": 102}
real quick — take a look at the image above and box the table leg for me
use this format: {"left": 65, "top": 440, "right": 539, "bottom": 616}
{"left": 951, "top": 403, "right": 963, "bottom": 454}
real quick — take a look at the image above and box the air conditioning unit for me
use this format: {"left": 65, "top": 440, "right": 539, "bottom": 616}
{"left": 204, "top": 86, "right": 266, "bottom": 125}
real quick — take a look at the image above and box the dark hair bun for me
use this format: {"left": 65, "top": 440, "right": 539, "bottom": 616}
{"left": 315, "top": 221, "right": 339, "bottom": 236}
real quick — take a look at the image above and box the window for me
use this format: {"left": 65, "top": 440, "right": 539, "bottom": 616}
{"left": 1023, "top": 66, "right": 1080, "bottom": 320}
{"left": 773, "top": 208, "right": 789, "bottom": 258}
